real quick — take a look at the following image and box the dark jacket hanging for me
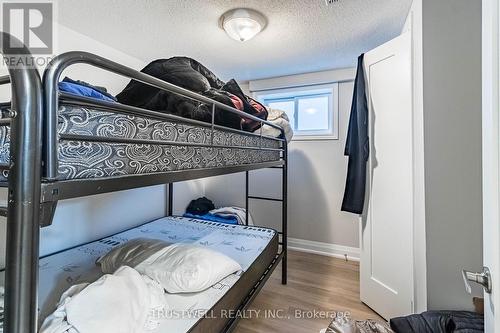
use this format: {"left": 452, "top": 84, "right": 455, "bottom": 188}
{"left": 341, "top": 54, "right": 369, "bottom": 214}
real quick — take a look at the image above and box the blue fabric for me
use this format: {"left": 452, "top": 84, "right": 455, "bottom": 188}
{"left": 183, "top": 213, "right": 238, "bottom": 225}
{"left": 59, "top": 81, "right": 116, "bottom": 102}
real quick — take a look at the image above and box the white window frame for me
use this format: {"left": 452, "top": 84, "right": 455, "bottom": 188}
{"left": 254, "top": 83, "right": 339, "bottom": 141}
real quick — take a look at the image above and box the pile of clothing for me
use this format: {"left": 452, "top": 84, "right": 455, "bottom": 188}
{"left": 116, "top": 57, "right": 268, "bottom": 132}
{"left": 184, "top": 197, "right": 253, "bottom": 226}
{"left": 57, "top": 57, "right": 293, "bottom": 141}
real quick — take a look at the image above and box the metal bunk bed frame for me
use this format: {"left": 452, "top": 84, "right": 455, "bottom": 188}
{"left": 1, "top": 33, "right": 288, "bottom": 333}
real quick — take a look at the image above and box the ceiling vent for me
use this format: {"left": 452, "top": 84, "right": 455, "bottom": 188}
{"left": 325, "top": 0, "right": 340, "bottom": 4}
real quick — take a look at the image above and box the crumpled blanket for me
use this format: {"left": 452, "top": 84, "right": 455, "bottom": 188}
{"left": 322, "top": 317, "right": 393, "bottom": 333}
{"left": 390, "top": 310, "right": 484, "bottom": 333}
{"left": 40, "top": 266, "right": 165, "bottom": 333}
{"left": 254, "top": 107, "right": 293, "bottom": 142}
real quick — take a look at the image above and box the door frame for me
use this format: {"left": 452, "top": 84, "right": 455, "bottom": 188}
{"left": 482, "top": 0, "right": 500, "bottom": 331}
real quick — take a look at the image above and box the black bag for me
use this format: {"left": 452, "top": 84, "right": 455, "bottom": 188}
{"left": 186, "top": 197, "right": 215, "bottom": 215}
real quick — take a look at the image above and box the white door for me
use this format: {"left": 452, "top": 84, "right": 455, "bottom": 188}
{"left": 360, "top": 32, "right": 413, "bottom": 320}
{"left": 482, "top": 0, "right": 500, "bottom": 331}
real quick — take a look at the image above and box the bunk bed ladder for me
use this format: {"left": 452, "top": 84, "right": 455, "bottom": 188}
{"left": 245, "top": 147, "right": 288, "bottom": 285}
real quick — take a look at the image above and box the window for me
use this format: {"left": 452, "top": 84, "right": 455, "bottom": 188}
{"left": 255, "top": 83, "right": 339, "bottom": 140}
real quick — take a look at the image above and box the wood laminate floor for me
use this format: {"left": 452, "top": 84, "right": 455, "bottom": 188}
{"left": 234, "top": 250, "right": 383, "bottom": 333}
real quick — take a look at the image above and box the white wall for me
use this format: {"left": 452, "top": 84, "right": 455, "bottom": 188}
{"left": 0, "top": 24, "right": 202, "bottom": 270}
{"left": 421, "top": 0, "right": 483, "bottom": 311}
{"left": 204, "top": 70, "right": 360, "bottom": 255}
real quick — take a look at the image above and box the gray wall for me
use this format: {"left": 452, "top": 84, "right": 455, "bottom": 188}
{"left": 204, "top": 80, "right": 360, "bottom": 249}
{"left": 422, "top": 0, "right": 483, "bottom": 310}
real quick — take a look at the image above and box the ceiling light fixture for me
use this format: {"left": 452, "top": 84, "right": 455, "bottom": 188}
{"left": 220, "top": 8, "right": 267, "bottom": 42}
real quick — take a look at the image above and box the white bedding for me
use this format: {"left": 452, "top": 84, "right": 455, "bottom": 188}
{"left": 2, "top": 216, "right": 276, "bottom": 332}
{"left": 40, "top": 266, "right": 165, "bottom": 333}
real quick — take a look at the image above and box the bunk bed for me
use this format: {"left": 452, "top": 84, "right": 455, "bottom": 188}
{"left": 0, "top": 33, "right": 287, "bottom": 333}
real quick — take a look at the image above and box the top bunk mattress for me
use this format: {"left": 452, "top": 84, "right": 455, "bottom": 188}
{"left": 11, "top": 216, "right": 278, "bottom": 332}
{"left": 0, "top": 104, "right": 282, "bottom": 181}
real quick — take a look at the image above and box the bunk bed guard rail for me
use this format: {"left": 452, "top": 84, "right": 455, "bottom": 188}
{"left": 1, "top": 32, "right": 44, "bottom": 333}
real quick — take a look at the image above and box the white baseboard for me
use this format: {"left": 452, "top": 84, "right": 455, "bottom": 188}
{"left": 287, "top": 237, "right": 360, "bottom": 262}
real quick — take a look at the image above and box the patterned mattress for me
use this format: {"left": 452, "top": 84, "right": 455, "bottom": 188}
{"left": 0, "top": 216, "right": 277, "bottom": 332}
{"left": 0, "top": 104, "right": 281, "bottom": 180}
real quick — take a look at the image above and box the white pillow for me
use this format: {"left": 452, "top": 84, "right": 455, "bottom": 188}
{"left": 135, "top": 243, "right": 242, "bottom": 294}
{"left": 96, "top": 238, "right": 171, "bottom": 274}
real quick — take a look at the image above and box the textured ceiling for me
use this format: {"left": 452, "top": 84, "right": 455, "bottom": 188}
{"left": 56, "top": 0, "right": 411, "bottom": 81}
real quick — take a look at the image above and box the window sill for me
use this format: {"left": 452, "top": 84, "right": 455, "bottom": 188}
{"left": 291, "top": 135, "right": 339, "bottom": 141}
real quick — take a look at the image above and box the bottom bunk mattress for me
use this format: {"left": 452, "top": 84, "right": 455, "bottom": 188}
{"left": 26, "top": 216, "right": 277, "bottom": 333}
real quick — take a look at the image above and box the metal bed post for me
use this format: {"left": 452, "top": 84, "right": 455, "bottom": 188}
{"left": 245, "top": 171, "right": 249, "bottom": 226}
{"left": 282, "top": 141, "right": 288, "bottom": 285}
{"left": 1, "top": 32, "right": 44, "bottom": 333}
{"left": 167, "top": 183, "right": 174, "bottom": 216}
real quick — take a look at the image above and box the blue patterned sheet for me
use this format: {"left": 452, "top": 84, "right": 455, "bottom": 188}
{"left": 34, "top": 216, "right": 276, "bottom": 325}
